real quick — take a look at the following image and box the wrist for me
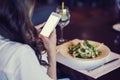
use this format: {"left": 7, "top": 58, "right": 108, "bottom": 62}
{"left": 47, "top": 55, "right": 56, "bottom": 63}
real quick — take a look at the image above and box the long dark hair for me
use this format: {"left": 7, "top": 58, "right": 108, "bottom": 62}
{"left": 0, "top": 0, "right": 47, "bottom": 65}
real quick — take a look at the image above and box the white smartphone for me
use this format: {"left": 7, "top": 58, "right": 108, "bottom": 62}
{"left": 40, "top": 12, "right": 61, "bottom": 37}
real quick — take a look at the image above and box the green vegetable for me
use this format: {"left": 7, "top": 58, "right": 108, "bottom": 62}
{"left": 68, "top": 40, "right": 101, "bottom": 59}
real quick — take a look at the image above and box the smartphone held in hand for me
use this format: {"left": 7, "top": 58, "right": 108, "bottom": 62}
{"left": 40, "top": 12, "right": 61, "bottom": 37}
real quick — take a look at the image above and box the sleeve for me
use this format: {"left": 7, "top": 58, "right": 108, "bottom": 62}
{"left": 15, "top": 45, "right": 53, "bottom": 80}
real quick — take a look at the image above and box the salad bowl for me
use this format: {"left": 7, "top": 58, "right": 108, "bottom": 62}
{"left": 57, "top": 39, "right": 110, "bottom": 70}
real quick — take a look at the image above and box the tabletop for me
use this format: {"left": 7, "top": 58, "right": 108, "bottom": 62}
{"left": 56, "top": 6, "right": 120, "bottom": 80}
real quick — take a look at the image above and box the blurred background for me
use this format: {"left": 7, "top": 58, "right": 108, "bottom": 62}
{"left": 36, "top": 0, "right": 114, "bottom": 8}
{"left": 32, "top": 0, "right": 116, "bottom": 25}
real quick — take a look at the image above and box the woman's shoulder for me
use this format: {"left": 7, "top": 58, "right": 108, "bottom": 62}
{"left": 10, "top": 41, "right": 34, "bottom": 53}
{"left": 0, "top": 38, "right": 34, "bottom": 54}
{"left": 0, "top": 36, "right": 34, "bottom": 54}
{"left": 0, "top": 39, "right": 35, "bottom": 68}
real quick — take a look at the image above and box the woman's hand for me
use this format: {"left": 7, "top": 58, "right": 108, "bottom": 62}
{"left": 39, "top": 29, "right": 56, "bottom": 54}
{"left": 39, "top": 29, "right": 57, "bottom": 80}
{"left": 35, "top": 22, "right": 46, "bottom": 32}
{"left": 36, "top": 22, "right": 57, "bottom": 56}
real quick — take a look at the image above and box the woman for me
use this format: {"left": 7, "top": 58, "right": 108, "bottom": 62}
{"left": 0, "top": 0, "right": 56, "bottom": 80}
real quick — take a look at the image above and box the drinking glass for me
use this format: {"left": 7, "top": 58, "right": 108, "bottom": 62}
{"left": 56, "top": 6, "right": 70, "bottom": 44}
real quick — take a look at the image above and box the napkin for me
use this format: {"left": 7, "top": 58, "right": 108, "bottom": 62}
{"left": 57, "top": 52, "right": 120, "bottom": 79}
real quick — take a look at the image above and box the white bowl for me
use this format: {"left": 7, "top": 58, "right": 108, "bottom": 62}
{"left": 57, "top": 39, "right": 110, "bottom": 70}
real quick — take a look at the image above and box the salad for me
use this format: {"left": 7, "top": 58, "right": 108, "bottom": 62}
{"left": 68, "top": 40, "right": 102, "bottom": 59}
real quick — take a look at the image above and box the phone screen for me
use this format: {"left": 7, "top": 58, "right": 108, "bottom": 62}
{"left": 40, "top": 12, "right": 61, "bottom": 37}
